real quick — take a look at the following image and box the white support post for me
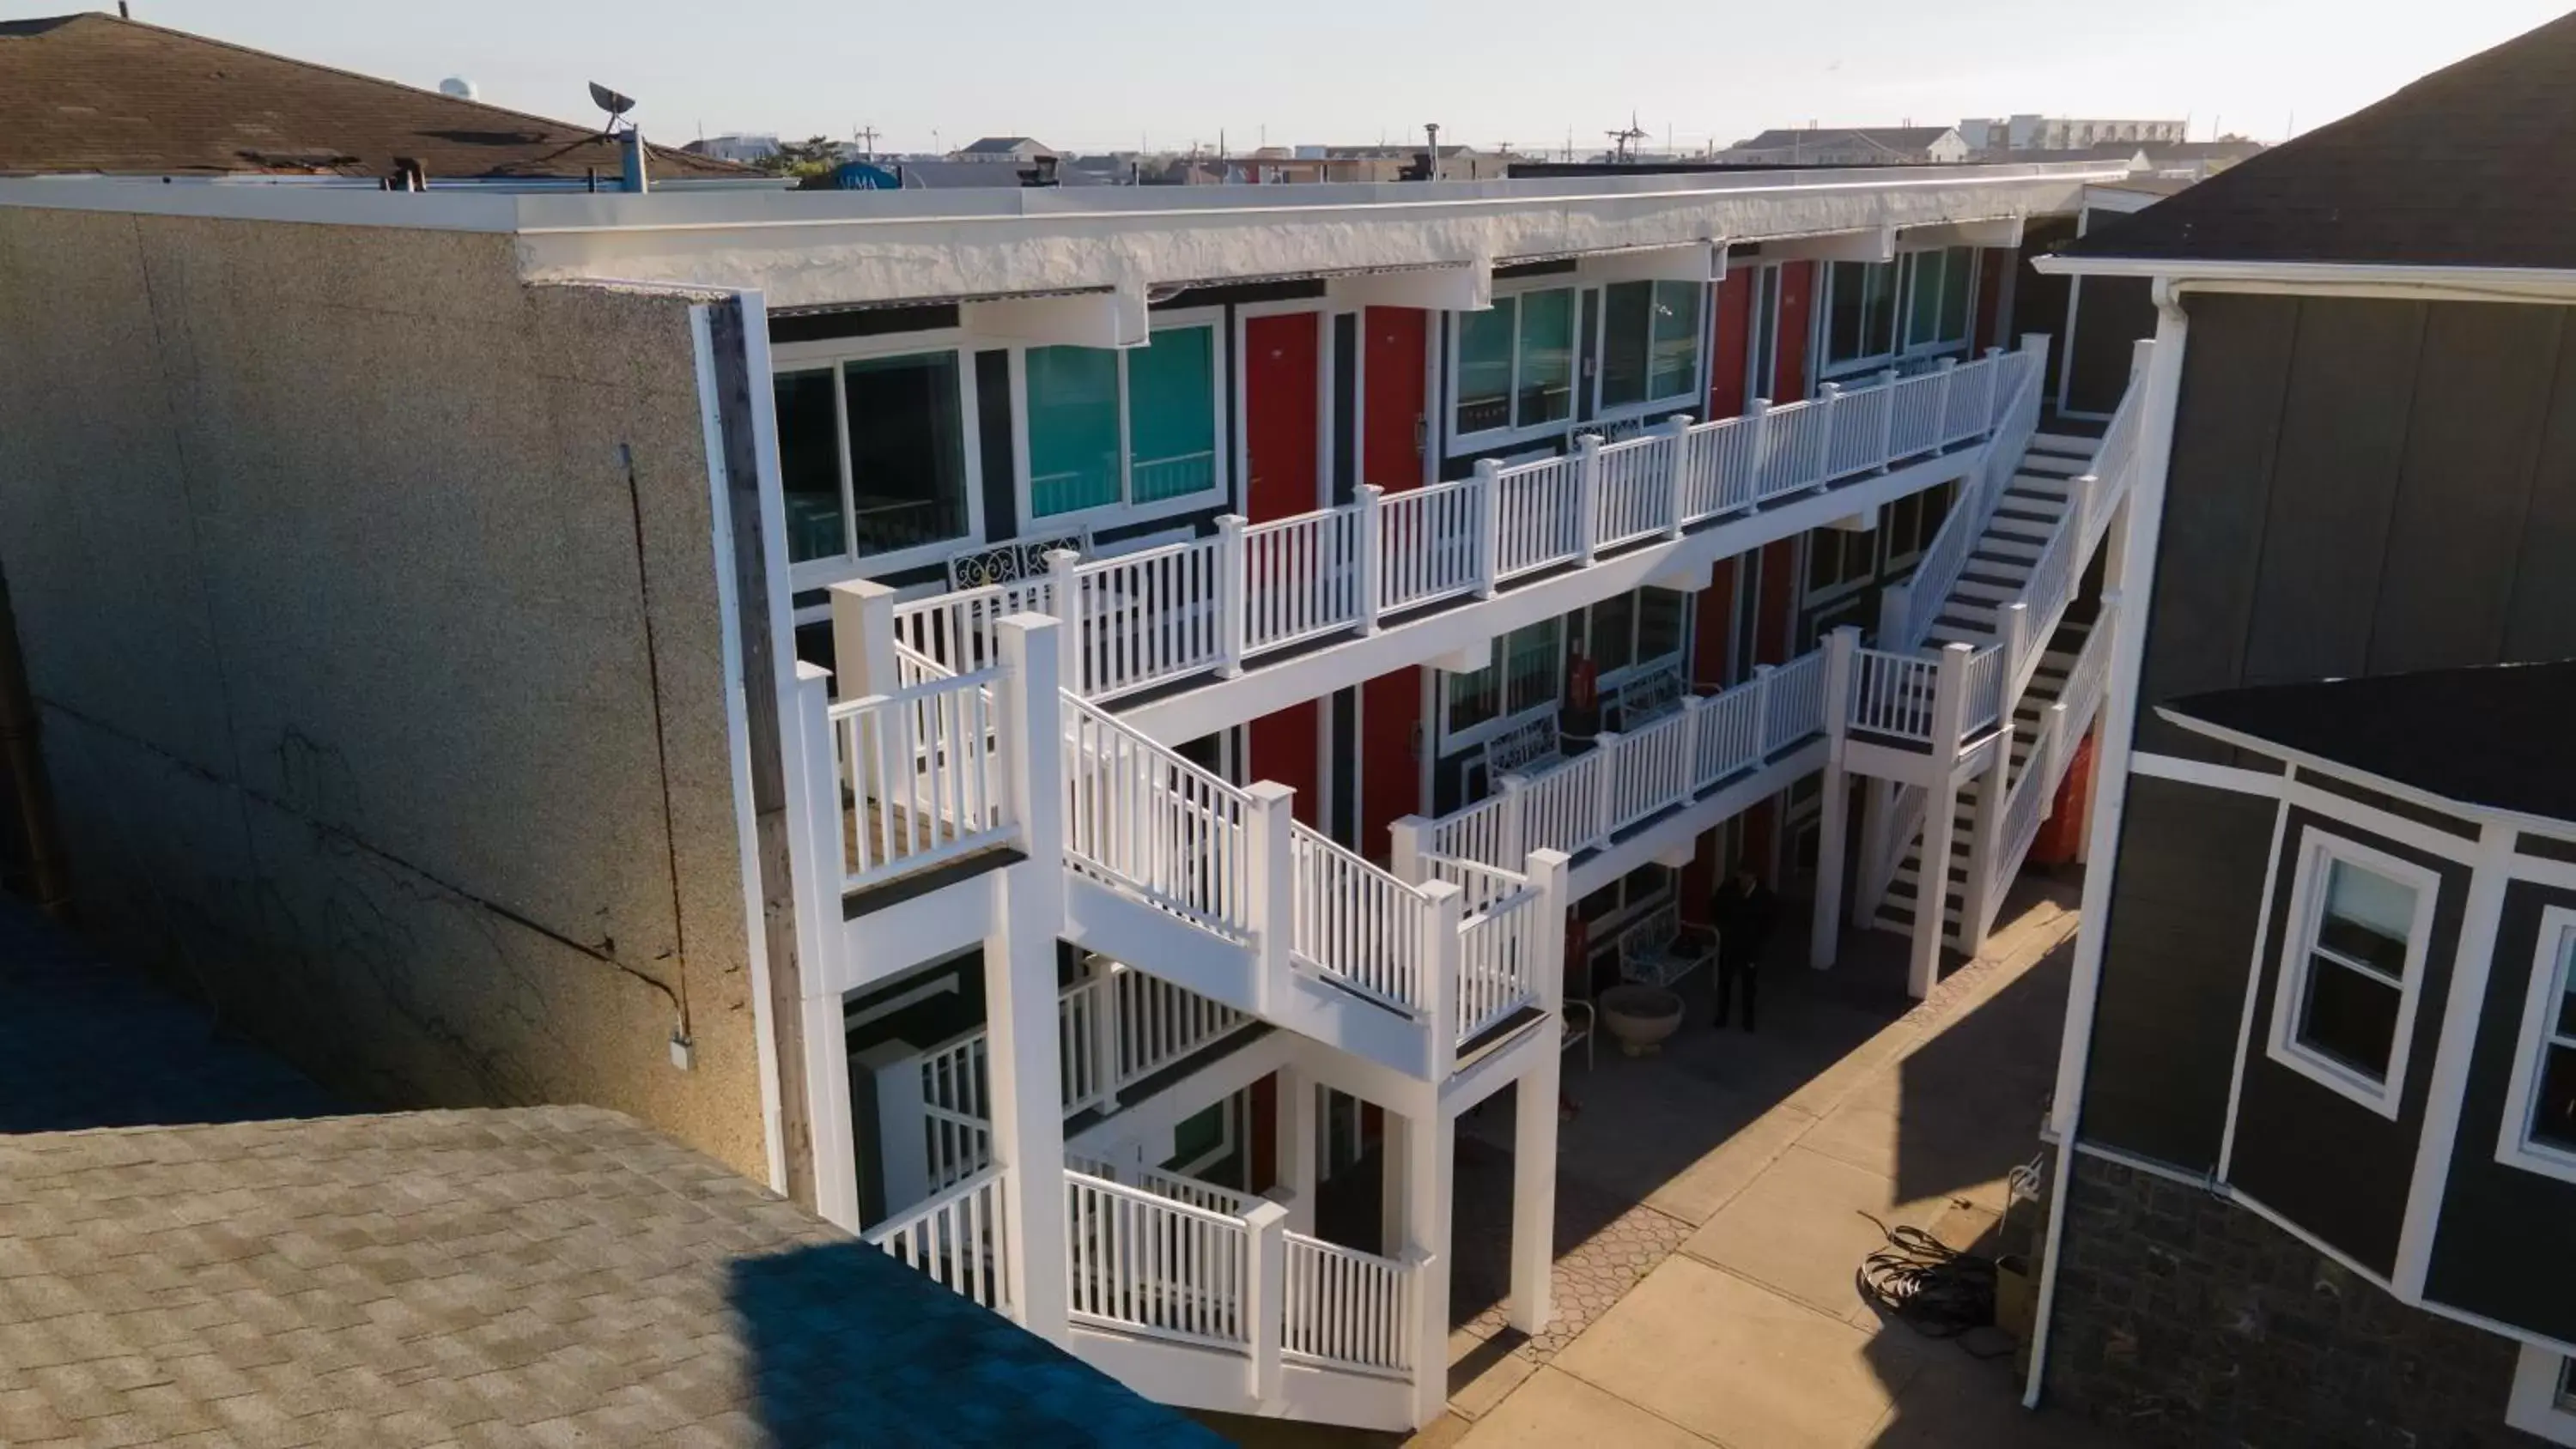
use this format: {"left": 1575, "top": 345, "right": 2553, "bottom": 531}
{"left": 1983, "top": 345, "right": 2006, "bottom": 429}
{"left": 1509, "top": 849, "right": 1571, "bottom": 1336}
{"left": 1356, "top": 484, "right": 1387, "bottom": 634}
{"left": 1244, "top": 1199, "right": 1291, "bottom": 1405}
{"left": 827, "top": 579, "right": 900, "bottom": 700}
{"left": 1812, "top": 627, "right": 1859, "bottom": 970}
{"left": 1876, "top": 580, "right": 1912, "bottom": 653}
{"left": 1998, "top": 600, "right": 2032, "bottom": 712}
{"left": 1961, "top": 717, "right": 2014, "bottom": 961}
{"left": 788, "top": 661, "right": 861, "bottom": 1230}
{"left": 1910, "top": 643, "right": 1973, "bottom": 998}
{"left": 1088, "top": 955, "right": 1122, "bottom": 1112}
{"left": 1660, "top": 414, "right": 1692, "bottom": 538}
{"left": 1402, "top": 1106, "right": 1457, "bottom": 1430}
{"left": 1473, "top": 458, "right": 1504, "bottom": 598}
{"left": 1573, "top": 434, "right": 1604, "bottom": 566}
{"left": 1874, "top": 367, "right": 1899, "bottom": 467}
{"left": 1934, "top": 357, "right": 1959, "bottom": 443}
{"left": 1745, "top": 399, "right": 1774, "bottom": 501}
{"left": 1813, "top": 383, "right": 1843, "bottom": 490}
{"left": 1498, "top": 774, "right": 1529, "bottom": 863}
{"left": 1216, "top": 514, "right": 1249, "bottom": 677}
{"left": 1278, "top": 1064, "right": 1318, "bottom": 1235}
{"left": 855, "top": 1040, "right": 928, "bottom": 1218}
{"left": 1421, "top": 881, "right": 1466, "bottom": 1080}
{"left": 1586, "top": 731, "right": 1622, "bottom": 851}
{"left": 1244, "top": 781, "right": 1298, "bottom": 1016}
{"left": 989, "top": 615, "right": 1071, "bottom": 1337}
{"left": 1852, "top": 775, "right": 1890, "bottom": 931}
{"left": 1749, "top": 664, "right": 1776, "bottom": 759}
{"left": 1043, "top": 549, "right": 1084, "bottom": 698}
{"left": 1679, "top": 693, "right": 1708, "bottom": 793}
{"left": 1388, "top": 815, "right": 1433, "bottom": 886}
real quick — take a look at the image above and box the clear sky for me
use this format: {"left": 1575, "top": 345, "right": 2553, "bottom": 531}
{"left": 31, "top": 0, "right": 2573, "bottom": 155}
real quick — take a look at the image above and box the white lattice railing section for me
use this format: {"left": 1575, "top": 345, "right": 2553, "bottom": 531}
{"left": 1063, "top": 694, "right": 1254, "bottom": 941}
{"left": 864, "top": 1163, "right": 1014, "bottom": 1313}
{"left": 890, "top": 343, "right": 2039, "bottom": 706}
{"left": 1425, "top": 646, "right": 1832, "bottom": 869}
{"left": 831, "top": 667, "right": 1012, "bottom": 891}
{"left": 1283, "top": 1234, "right": 1415, "bottom": 1378}
{"left": 1065, "top": 1171, "right": 1251, "bottom": 1349}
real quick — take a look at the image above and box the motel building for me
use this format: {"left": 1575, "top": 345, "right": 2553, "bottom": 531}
{"left": 0, "top": 152, "right": 2148, "bottom": 1430}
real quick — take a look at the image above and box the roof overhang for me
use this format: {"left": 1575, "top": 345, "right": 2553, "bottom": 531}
{"left": 2032, "top": 253, "right": 2576, "bottom": 305}
{"left": 2154, "top": 704, "right": 2576, "bottom": 839}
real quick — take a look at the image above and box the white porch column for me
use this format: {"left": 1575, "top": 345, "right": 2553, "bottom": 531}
{"left": 1244, "top": 782, "right": 1298, "bottom": 1016}
{"left": 1388, "top": 815, "right": 1433, "bottom": 886}
{"left": 1245, "top": 1199, "right": 1291, "bottom": 1405}
{"left": 1473, "top": 458, "right": 1504, "bottom": 599}
{"left": 1811, "top": 627, "right": 1859, "bottom": 969}
{"left": 1403, "top": 1102, "right": 1458, "bottom": 1428}
{"left": 1909, "top": 643, "right": 1974, "bottom": 998}
{"left": 827, "top": 579, "right": 901, "bottom": 699}
{"left": 1278, "top": 1063, "right": 1318, "bottom": 1235}
{"left": 989, "top": 615, "right": 1072, "bottom": 1337}
{"left": 1573, "top": 434, "right": 1604, "bottom": 565}
{"left": 787, "top": 662, "right": 861, "bottom": 1230}
{"left": 1509, "top": 849, "right": 1571, "bottom": 1335}
{"left": 1044, "top": 548, "right": 1084, "bottom": 694}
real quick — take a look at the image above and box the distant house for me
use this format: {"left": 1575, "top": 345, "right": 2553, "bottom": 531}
{"left": 683, "top": 133, "right": 783, "bottom": 166}
{"left": 0, "top": 11, "right": 754, "bottom": 184}
{"left": 2093, "top": 137, "right": 2267, "bottom": 179}
{"left": 1715, "top": 127, "right": 1971, "bottom": 166}
{"left": 949, "top": 136, "right": 1058, "bottom": 164}
{"left": 1959, "top": 114, "right": 2187, "bottom": 154}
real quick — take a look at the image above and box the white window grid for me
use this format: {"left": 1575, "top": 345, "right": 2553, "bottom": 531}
{"left": 2496, "top": 904, "right": 2576, "bottom": 1185}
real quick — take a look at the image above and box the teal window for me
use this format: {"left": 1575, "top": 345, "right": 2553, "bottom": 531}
{"left": 1455, "top": 287, "right": 1579, "bottom": 436}
{"left": 1456, "top": 299, "right": 1516, "bottom": 434}
{"left": 1027, "top": 324, "right": 1221, "bottom": 518}
{"left": 1518, "top": 289, "right": 1576, "bottom": 425}
{"left": 1900, "top": 247, "right": 1976, "bottom": 354}
{"left": 1600, "top": 281, "right": 1703, "bottom": 410}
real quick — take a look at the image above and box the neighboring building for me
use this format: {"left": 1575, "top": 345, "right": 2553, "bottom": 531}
{"left": 0, "top": 15, "right": 2139, "bottom": 1428}
{"left": 2028, "top": 13, "right": 2576, "bottom": 1446}
{"left": 2095, "top": 136, "right": 2268, "bottom": 179}
{"left": 1959, "top": 114, "right": 2189, "bottom": 154}
{"left": 1716, "top": 127, "right": 1971, "bottom": 166}
{"left": 686, "top": 131, "right": 785, "bottom": 165}
{"left": 0, "top": 11, "right": 754, "bottom": 184}
{"left": 951, "top": 136, "right": 1059, "bottom": 164}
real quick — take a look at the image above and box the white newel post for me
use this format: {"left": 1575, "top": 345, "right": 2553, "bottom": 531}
{"left": 1876, "top": 579, "right": 1912, "bottom": 654}
{"left": 1215, "top": 513, "right": 1249, "bottom": 677}
{"left": 1998, "top": 600, "right": 2032, "bottom": 718}
{"left": 1749, "top": 663, "right": 1777, "bottom": 759}
{"left": 1420, "top": 881, "right": 1465, "bottom": 1081}
{"left": 1812, "top": 627, "right": 1859, "bottom": 970}
{"left": 788, "top": 661, "right": 861, "bottom": 1231}
{"left": 1473, "top": 458, "right": 1504, "bottom": 598}
{"left": 1679, "top": 694, "right": 1709, "bottom": 793}
{"left": 1660, "top": 414, "right": 1693, "bottom": 537}
{"left": 1586, "top": 732, "right": 1621, "bottom": 851}
{"left": 1388, "top": 815, "right": 1433, "bottom": 886}
{"left": 1356, "top": 484, "right": 1387, "bottom": 634}
{"left": 1574, "top": 434, "right": 1604, "bottom": 565}
{"left": 1982, "top": 346, "right": 2005, "bottom": 427}
{"left": 1087, "top": 955, "right": 1122, "bottom": 1113}
{"left": 827, "top": 579, "right": 900, "bottom": 700}
{"left": 1814, "top": 384, "right": 1843, "bottom": 490}
{"left": 1875, "top": 367, "right": 1899, "bottom": 466}
{"left": 854, "top": 1040, "right": 929, "bottom": 1218}
{"left": 1746, "top": 399, "right": 1774, "bottom": 501}
{"left": 1934, "top": 358, "right": 1959, "bottom": 443}
{"left": 1243, "top": 781, "right": 1298, "bottom": 1016}
{"left": 989, "top": 615, "right": 1071, "bottom": 1337}
{"left": 1244, "top": 1198, "right": 1290, "bottom": 1404}
{"left": 1509, "top": 848, "right": 1571, "bottom": 1336}
{"left": 1402, "top": 1103, "right": 1457, "bottom": 1429}
{"left": 1960, "top": 603, "right": 2029, "bottom": 956}
{"left": 1498, "top": 774, "right": 1530, "bottom": 863}
{"left": 1043, "top": 549, "right": 1084, "bottom": 698}
{"left": 1909, "top": 642, "right": 1975, "bottom": 999}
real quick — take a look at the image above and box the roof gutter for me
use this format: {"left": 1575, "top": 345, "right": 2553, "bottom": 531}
{"left": 2033, "top": 252, "right": 2576, "bottom": 304}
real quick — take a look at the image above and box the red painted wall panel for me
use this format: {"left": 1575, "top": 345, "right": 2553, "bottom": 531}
{"left": 1245, "top": 311, "right": 1321, "bottom": 522}
{"left": 1772, "top": 261, "right": 1815, "bottom": 403}
{"left": 1707, "top": 270, "right": 1753, "bottom": 421}
{"left": 1358, "top": 670, "right": 1418, "bottom": 865}
{"left": 1363, "top": 307, "right": 1428, "bottom": 490}
{"left": 1249, "top": 703, "right": 1321, "bottom": 827}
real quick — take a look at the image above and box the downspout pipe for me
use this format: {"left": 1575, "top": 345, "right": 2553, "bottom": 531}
{"left": 0, "top": 565, "right": 70, "bottom": 920}
{"left": 2020, "top": 276, "right": 2191, "bottom": 1410}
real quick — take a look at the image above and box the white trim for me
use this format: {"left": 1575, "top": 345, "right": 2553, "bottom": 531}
{"left": 692, "top": 302, "right": 786, "bottom": 1196}
{"left": 2395, "top": 821, "right": 2517, "bottom": 1295}
{"left": 2129, "top": 749, "right": 2285, "bottom": 798}
{"left": 2281, "top": 777, "right": 2482, "bottom": 868}
{"left": 2032, "top": 253, "right": 2576, "bottom": 304}
{"left": 2160, "top": 705, "right": 2576, "bottom": 842}
{"left": 1014, "top": 306, "right": 1231, "bottom": 533}
{"left": 2497, "top": 905, "right": 2576, "bottom": 1187}
{"left": 2263, "top": 828, "right": 2441, "bottom": 1120}
{"left": 2218, "top": 798, "right": 2294, "bottom": 1182}
{"left": 2507, "top": 1343, "right": 2576, "bottom": 1446}
{"left": 2512, "top": 852, "right": 2576, "bottom": 893}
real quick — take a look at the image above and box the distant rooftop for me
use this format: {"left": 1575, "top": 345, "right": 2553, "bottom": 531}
{"left": 1731, "top": 127, "right": 1959, "bottom": 152}
{"left": 0, "top": 11, "right": 749, "bottom": 181}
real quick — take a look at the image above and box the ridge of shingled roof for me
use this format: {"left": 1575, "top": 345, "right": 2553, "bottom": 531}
{"left": 0, "top": 11, "right": 751, "bottom": 180}
{"left": 2159, "top": 660, "right": 2576, "bottom": 823}
{"left": 2058, "top": 9, "right": 2576, "bottom": 269}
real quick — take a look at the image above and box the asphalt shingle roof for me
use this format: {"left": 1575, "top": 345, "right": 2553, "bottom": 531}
{"left": 2059, "top": 9, "right": 2576, "bottom": 268}
{"left": 0, "top": 12, "right": 749, "bottom": 180}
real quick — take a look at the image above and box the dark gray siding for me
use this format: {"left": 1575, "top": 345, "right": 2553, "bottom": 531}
{"left": 2080, "top": 773, "right": 2280, "bottom": 1173}
{"left": 2227, "top": 809, "right": 2469, "bottom": 1276}
{"left": 2064, "top": 275, "right": 2153, "bottom": 415}
{"left": 2134, "top": 293, "right": 2576, "bottom": 760}
{"left": 2424, "top": 876, "right": 2576, "bottom": 1344}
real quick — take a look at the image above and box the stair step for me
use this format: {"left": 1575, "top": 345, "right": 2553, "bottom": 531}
{"left": 2020, "top": 453, "right": 2089, "bottom": 477}
{"left": 1955, "top": 579, "right": 2020, "bottom": 603}
{"left": 1989, "top": 518, "right": 2055, "bottom": 543}
{"left": 1976, "top": 540, "right": 2045, "bottom": 563}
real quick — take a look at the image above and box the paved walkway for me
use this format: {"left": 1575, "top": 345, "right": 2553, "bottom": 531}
{"left": 1429, "top": 877, "right": 2120, "bottom": 1449}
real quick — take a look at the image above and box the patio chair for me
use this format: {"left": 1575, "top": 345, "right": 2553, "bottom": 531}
{"left": 1617, "top": 904, "right": 1716, "bottom": 991}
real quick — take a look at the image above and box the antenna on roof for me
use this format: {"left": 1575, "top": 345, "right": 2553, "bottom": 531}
{"left": 438, "top": 77, "right": 479, "bottom": 101}
{"left": 589, "top": 82, "right": 639, "bottom": 135}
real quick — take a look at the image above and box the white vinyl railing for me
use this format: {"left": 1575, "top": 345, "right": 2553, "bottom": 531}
{"left": 1282, "top": 1234, "right": 1415, "bottom": 1377}
{"left": 1063, "top": 694, "right": 1254, "bottom": 940}
{"left": 1291, "top": 824, "right": 1431, "bottom": 1014}
{"left": 1109, "top": 963, "right": 1249, "bottom": 1092}
{"left": 833, "top": 667, "right": 1012, "bottom": 890}
{"left": 1455, "top": 878, "right": 1545, "bottom": 1044}
{"left": 864, "top": 1163, "right": 1013, "bottom": 1313}
{"left": 1424, "top": 647, "right": 1832, "bottom": 869}
{"left": 1993, "top": 339, "right": 2151, "bottom": 704}
{"left": 918, "top": 1030, "right": 995, "bottom": 1191}
{"left": 1889, "top": 337, "right": 2050, "bottom": 654}
{"left": 892, "top": 345, "right": 2038, "bottom": 706}
{"left": 1132, "top": 1167, "right": 1267, "bottom": 1217}
{"left": 1065, "top": 1171, "right": 1250, "bottom": 1348}
{"left": 1984, "top": 595, "right": 2121, "bottom": 943}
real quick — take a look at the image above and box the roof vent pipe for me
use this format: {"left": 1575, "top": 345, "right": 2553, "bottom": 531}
{"left": 622, "top": 128, "right": 650, "bottom": 194}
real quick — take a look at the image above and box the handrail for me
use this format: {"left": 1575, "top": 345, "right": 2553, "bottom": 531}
{"left": 864, "top": 1162, "right": 1014, "bottom": 1313}
{"left": 1282, "top": 1232, "right": 1415, "bottom": 1376}
{"left": 830, "top": 666, "right": 1012, "bottom": 891}
{"left": 1418, "top": 851, "right": 1528, "bottom": 912}
{"left": 1896, "top": 343, "right": 2046, "bottom": 652}
{"left": 1062, "top": 690, "right": 1255, "bottom": 940}
{"left": 1065, "top": 1169, "right": 1252, "bottom": 1349}
{"left": 1133, "top": 1167, "right": 1267, "bottom": 1217}
{"left": 1290, "top": 822, "right": 1433, "bottom": 1016}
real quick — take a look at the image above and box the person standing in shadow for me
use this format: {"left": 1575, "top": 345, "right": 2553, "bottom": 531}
{"left": 1709, "top": 869, "right": 1778, "bottom": 1032}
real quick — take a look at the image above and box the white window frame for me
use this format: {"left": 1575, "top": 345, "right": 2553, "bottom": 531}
{"left": 2506, "top": 1343, "right": 2576, "bottom": 1447}
{"left": 1437, "top": 618, "right": 1564, "bottom": 755}
{"left": 771, "top": 328, "right": 988, "bottom": 590}
{"left": 2263, "top": 828, "right": 2440, "bottom": 1119}
{"left": 1589, "top": 278, "right": 1707, "bottom": 428}
{"left": 1014, "top": 306, "right": 1230, "bottom": 532}
{"left": 1815, "top": 248, "right": 1981, "bottom": 384}
{"left": 2496, "top": 904, "right": 2576, "bottom": 1185}
{"left": 1163, "top": 1088, "right": 1246, "bottom": 1179}
{"left": 1444, "top": 278, "right": 1584, "bottom": 453}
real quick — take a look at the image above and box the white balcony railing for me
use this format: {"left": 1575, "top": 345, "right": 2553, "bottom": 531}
{"left": 831, "top": 667, "right": 1013, "bottom": 891}
{"left": 891, "top": 343, "right": 2039, "bottom": 702}
{"left": 864, "top": 1163, "right": 1014, "bottom": 1313}
{"left": 1283, "top": 1233, "right": 1415, "bottom": 1377}
{"left": 1065, "top": 1170, "right": 1251, "bottom": 1348}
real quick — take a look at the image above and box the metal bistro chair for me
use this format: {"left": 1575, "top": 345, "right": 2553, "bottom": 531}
{"left": 1617, "top": 903, "right": 1717, "bottom": 991}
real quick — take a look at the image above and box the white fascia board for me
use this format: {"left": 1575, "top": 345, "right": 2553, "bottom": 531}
{"left": 1760, "top": 226, "right": 1893, "bottom": 264}
{"left": 2031, "top": 252, "right": 2576, "bottom": 303}
{"left": 1897, "top": 215, "right": 2023, "bottom": 250}
{"left": 961, "top": 283, "right": 1149, "bottom": 348}
{"left": 2154, "top": 706, "right": 2570, "bottom": 839}
{"left": 1326, "top": 262, "right": 1492, "bottom": 311}
{"left": 1575, "top": 240, "right": 1725, "bottom": 285}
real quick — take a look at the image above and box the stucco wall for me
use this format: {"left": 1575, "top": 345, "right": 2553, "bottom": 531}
{"left": 0, "top": 208, "right": 767, "bottom": 1177}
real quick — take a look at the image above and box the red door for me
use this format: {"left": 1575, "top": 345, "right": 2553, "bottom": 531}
{"left": 1356, "top": 307, "right": 1430, "bottom": 860}
{"left": 1772, "top": 262, "right": 1815, "bottom": 403}
{"left": 1707, "top": 271, "right": 1753, "bottom": 421}
{"left": 1244, "top": 311, "right": 1324, "bottom": 821}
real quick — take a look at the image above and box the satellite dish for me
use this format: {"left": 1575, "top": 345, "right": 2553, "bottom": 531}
{"left": 589, "top": 82, "right": 637, "bottom": 127}
{"left": 438, "top": 76, "right": 477, "bottom": 100}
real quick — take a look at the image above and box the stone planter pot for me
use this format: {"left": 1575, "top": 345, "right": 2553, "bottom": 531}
{"left": 1598, "top": 984, "right": 1685, "bottom": 1057}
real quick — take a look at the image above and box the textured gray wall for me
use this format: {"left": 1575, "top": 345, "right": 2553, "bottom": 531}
{"left": 0, "top": 209, "right": 767, "bottom": 1178}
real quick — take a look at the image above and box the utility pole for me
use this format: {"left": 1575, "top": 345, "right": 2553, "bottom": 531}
{"left": 1424, "top": 122, "right": 1440, "bottom": 181}
{"left": 855, "top": 124, "right": 879, "bottom": 161}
